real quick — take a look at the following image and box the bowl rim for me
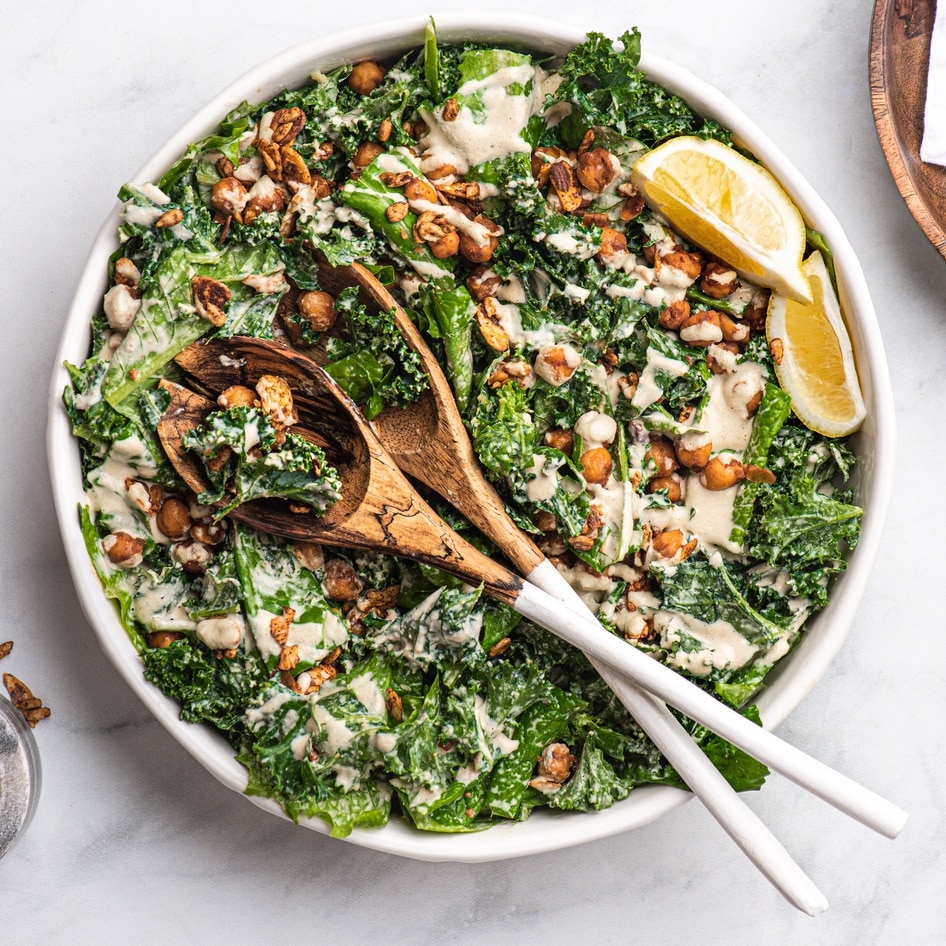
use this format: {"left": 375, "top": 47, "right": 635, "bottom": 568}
{"left": 46, "top": 11, "right": 897, "bottom": 862}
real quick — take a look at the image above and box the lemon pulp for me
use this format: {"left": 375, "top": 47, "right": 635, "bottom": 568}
{"left": 632, "top": 136, "right": 810, "bottom": 303}
{"left": 766, "top": 251, "right": 866, "bottom": 437}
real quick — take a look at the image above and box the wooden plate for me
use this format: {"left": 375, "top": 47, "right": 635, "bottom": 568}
{"left": 870, "top": 0, "right": 946, "bottom": 258}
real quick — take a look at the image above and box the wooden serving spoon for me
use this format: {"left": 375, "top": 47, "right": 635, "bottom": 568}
{"left": 162, "top": 332, "right": 904, "bottom": 866}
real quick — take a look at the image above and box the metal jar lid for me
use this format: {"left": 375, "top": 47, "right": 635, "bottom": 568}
{"left": 0, "top": 693, "right": 41, "bottom": 859}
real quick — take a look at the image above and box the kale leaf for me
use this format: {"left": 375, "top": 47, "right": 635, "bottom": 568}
{"left": 182, "top": 406, "right": 341, "bottom": 516}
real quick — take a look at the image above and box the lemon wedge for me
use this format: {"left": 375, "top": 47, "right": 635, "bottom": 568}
{"left": 631, "top": 136, "right": 811, "bottom": 303}
{"left": 766, "top": 251, "right": 866, "bottom": 437}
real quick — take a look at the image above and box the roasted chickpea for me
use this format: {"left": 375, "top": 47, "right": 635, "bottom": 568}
{"left": 645, "top": 474, "right": 683, "bottom": 503}
{"left": 700, "top": 456, "right": 746, "bottom": 491}
{"left": 458, "top": 216, "right": 499, "bottom": 264}
{"left": 322, "top": 558, "right": 364, "bottom": 602}
{"left": 544, "top": 428, "right": 575, "bottom": 453}
{"left": 352, "top": 141, "right": 384, "bottom": 168}
{"left": 404, "top": 177, "right": 438, "bottom": 204}
{"left": 580, "top": 446, "right": 613, "bottom": 486}
{"left": 211, "top": 176, "right": 249, "bottom": 217}
{"left": 674, "top": 434, "right": 712, "bottom": 472}
{"left": 430, "top": 229, "right": 460, "bottom": 259}
{"left": 292, "top": 540, "right": 325, "bottom": 572}
{"left": 576, "top": 148, "right": 616, "bottom": 193}
{"left": 348, "top": 60, "right": 387, "bottom": 95}
{"left": 297, "top": 291, "right": 338, "bottom": 332}
{"left": 651, "top": 529, "right": 685, "bottom": 559}
{"left": 155, "top": 497, "right": 192, "bottom": 542}
{"left": 146, "top": 631, "right": 184, "bottom": 649}
{"left": 644, "top": 438, "right": 678, "bottom": 476}
{"left": 217, "top": 385, "right": 258, "bottom": 409}
{"left": 659, "top": 298, "right": 690, "bottom": 331}
{"left": 103, "top": 531, "right": 145, "bottom": 568}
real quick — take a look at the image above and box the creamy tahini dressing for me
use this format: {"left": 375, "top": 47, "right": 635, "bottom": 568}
{"left": 312, "top": 702, "right": 355, "bottom": 755}
{"left": 655, "top": 611, "right": 756, "bottom": 676}
{"left": 636, "top": 362, "right": 768, "bottom": 553}
{"left": 133, "top": 580, "right": 196, "bottom": 633}
{"left": 524, "top": 453, "right": 560, "bottom": 502}
{"left": 418, "top": 64, "right": 545, "bottom": 174}
{"left": 632, "top": 348, "right": 691, "bottom": 411}
{"left": 347, "top": 672, "right": 386, "bottom": 716}
{"left": 680, "top": 476, "right": 742, "bottom": 553}
{"left": 248, "top": 608, "right": 348, "bottom": 663}
{"left": 699, "top": 363, "right": 767, "bottom": 453}
{"left": 473, "top": 695, "right": 519, "bottom": 757}
{"left": 493, "top": 300, "right": 556, "bottom": 350}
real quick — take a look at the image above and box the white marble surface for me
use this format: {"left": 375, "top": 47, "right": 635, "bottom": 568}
{"left": 4, "top": 0, "right": 945, "bottom": 940}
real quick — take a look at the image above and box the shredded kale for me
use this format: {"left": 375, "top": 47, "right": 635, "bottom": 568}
{"left": 182, "top": 406, "right": 342, "bottom": 516}
{"left": 549, "top": 29, "right": 733, "bottom": 151}
{"left": 324, "top": 286, "right": 429, "bottom": 419}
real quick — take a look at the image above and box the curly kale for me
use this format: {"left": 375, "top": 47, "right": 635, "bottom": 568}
{"left": 182, "top": 406, "right": 342, "bottom": 516}
{"left": 549, "top": 29, "right": 733, "bottom": 151}
{"left": 324, "top": 285, "right": 429, "bottom": 418}
{"left": 143, "top": 639, "right": 269, "bottom": 736}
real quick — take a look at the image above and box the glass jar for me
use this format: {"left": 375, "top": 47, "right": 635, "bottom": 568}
{"left": 0, "top": 693, "right": 41, "bottom": 858}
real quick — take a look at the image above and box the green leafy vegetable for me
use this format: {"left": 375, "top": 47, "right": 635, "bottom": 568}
{"left": 182, "top": 406, "right": 341, "bottom": 516}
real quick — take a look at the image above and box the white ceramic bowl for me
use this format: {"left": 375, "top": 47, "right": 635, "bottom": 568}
{"left": 46, "top": 13, "right": 896, "bottom": 862}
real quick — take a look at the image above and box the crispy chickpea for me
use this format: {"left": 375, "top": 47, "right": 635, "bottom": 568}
{"left": 534, "top": 346, "right": 580, "bottom": 386}
{"left": 146, "top": 631, "right": 184, "bottom": 649}
{"left": 745, "top": 464, "right": 776, "bottom": 485}
{"left": 103, "top": 531, "right": 145, "bottom": 568}
{"left": 217, "top": 385, "right": 258, "bottom": 409}
{"left": 544, "top": 428, "right": 575, "bottom": 453}
{"left": 706, "top": 341, "right": 741, "bottom": 374}
{"left": 322, "top": 558, "right": 364, "bottom": 602}
{"left": 651, "top": 529, "right": 685, "bottom": 559}
{"left": 651, "top": 529, "right": 697, "bottom": 562}
{"left": 700, "top": 259, "right": 738, "bottom": 299}
{"left": 211, "top": 176, "right": 249, "bottom": 217}
{"left": 659, "top": 299, "right": 690, "bottom": 331}
{"left": 719, "top": 312, "right": 750, "bottom": 345}
{"left": 352, "top": 141, "right": 384, "bottom": 168}
{"left": 404, "top": 177, "right": 438, "bottom": 204}
{"left": 533, "top": 510, "right": 557, "bottom": 532}
{"left": 674, "top": 434, "right": 712, "bottom": 472}
{"left": 458, "top": 216, "right": 499, "bottom": 264}
{"left": 576, "top": 148, "right": 616, "bottom": 193}
{"left": 679, "top": 309, "right": 723, "bottom": 348}
{"left": 297, "top": 290, "right": 338, "bottom": 332}
{"left": 645, "top": 474, "right": 683, "bottom": 503}
{"left": 156, "top": 497, "right": 192, "bottom": 542}
{"left": 466, "top": 265, "right": 502, "bottom": 301}
{"left": 190, "top": 519, "right": 227, "bottom": 546}
{"left": 430, "top": 230, "right": 460, "bottom": 259}
{"left": 348, "top": 60, "right": 387, "bottom": 95}
{"left": 292, "top": 540, "right": 325, "bottom": 571}
{"left": 644, "top": 438, "right": 678, "bottom": 476}
{"left": 580, "top": 446, "right": 613, "bottom": 486}
{"left": 596, "top": 227, "right": 628, "bottom": 263}
{"left": 700, "top": 456, "right": 746, "bottom": 491}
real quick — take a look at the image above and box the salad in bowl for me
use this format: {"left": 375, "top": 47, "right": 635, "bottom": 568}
{"left": 50, "top": 15, "right": 893, "bottom": 858}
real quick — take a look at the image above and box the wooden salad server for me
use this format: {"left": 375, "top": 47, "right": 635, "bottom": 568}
{"left": 288, "top": 260, "right": 830, "bottom": 911}
{"left": 316, "top": 262, "right": 833, "bottom": 911}
{"left": 165, "top": 330, "right": 905, "bottom": 872}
